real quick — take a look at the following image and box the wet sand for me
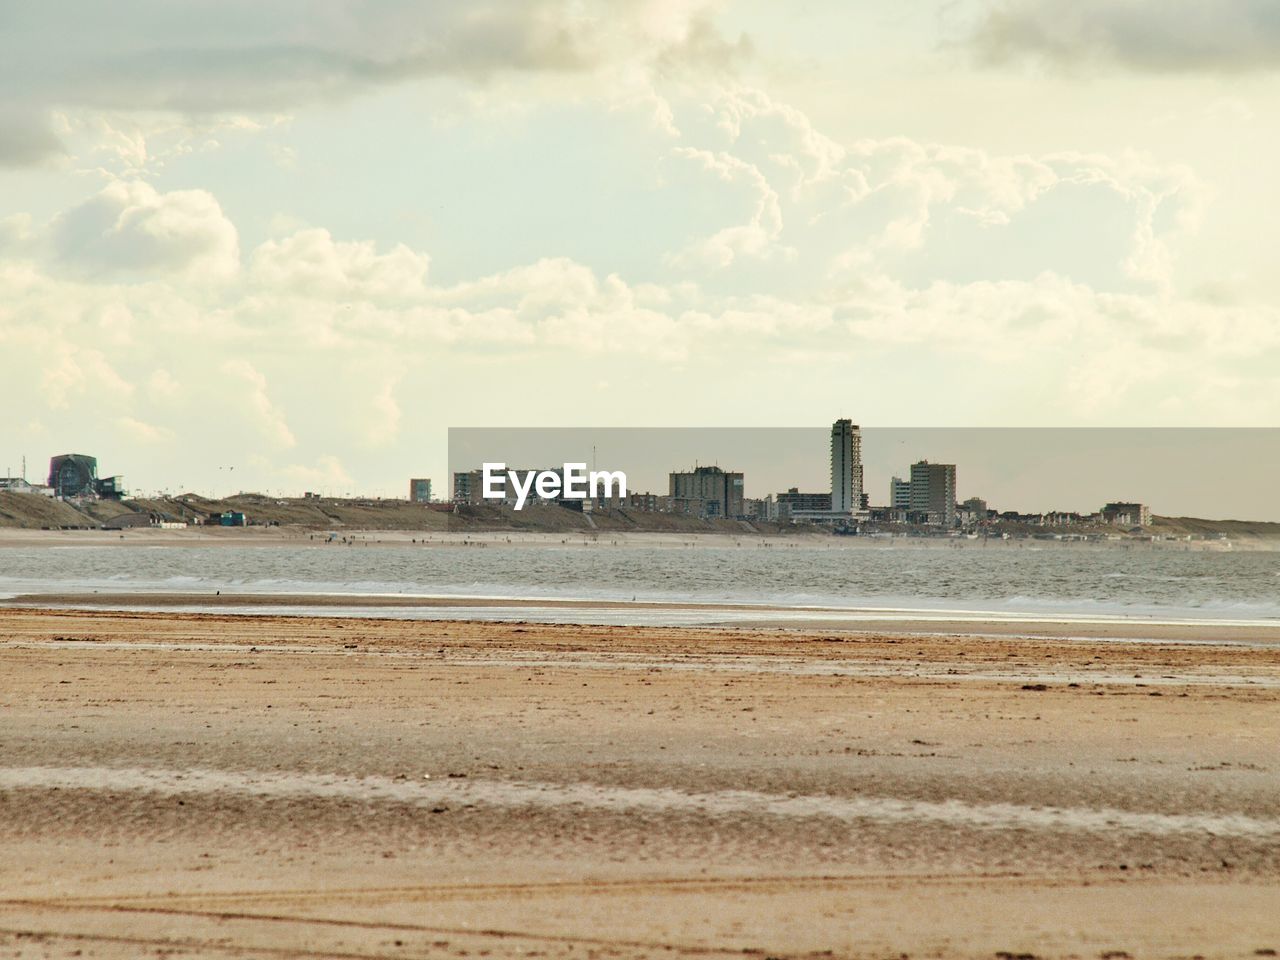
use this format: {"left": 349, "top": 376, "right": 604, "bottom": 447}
{"left": 1, "top": 608, "right": 1278, "bottom": 958}
{"left": 11, "top": 590, "right": 1280, "bottom": 644}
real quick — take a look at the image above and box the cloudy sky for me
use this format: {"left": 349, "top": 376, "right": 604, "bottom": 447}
{"left": 2, "top": 0, "right": 1278, "bottom": 498}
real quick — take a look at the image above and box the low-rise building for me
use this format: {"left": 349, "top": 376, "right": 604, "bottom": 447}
{"left": 409, "top": 478, "right": 432, "bottom": 503}
{"left": 0, "top": 477, "right": 55, "bottom": 497}
{"left": 454, "top": 467, "right": 570, "bottom": 508}
{"left": 624, "top": 492, "right": 664, "bottom": 512}
{"left": 775, "top": 488, "right": 830, "bottom": 521}
{"left": 1044, "top": 511, "right": 1083, "bottom": 526}
{"left": 868, "top": 505, "right": 908, "bottom": 523}
{"left": 1101, "top": 502, "right": 1151, "bottom": 527}
{"left": 890, "top": 477, "right": 912, "bottom": 510}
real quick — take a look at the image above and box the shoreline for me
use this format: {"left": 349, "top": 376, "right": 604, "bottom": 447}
{"left": 0, "top": 524, "right": 1267, "bottom": 550}
{"left": 7, "top": 590, "right": 1280, "bottom": 643}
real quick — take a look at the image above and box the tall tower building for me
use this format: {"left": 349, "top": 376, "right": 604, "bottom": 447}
{"left": 830, "top": 419, "right": 864, "bottom": 515}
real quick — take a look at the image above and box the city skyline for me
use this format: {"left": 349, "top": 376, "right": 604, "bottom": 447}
{"left": 5, "top": 427, "right": 1274, "bottom": 522}
{"left": 7, "top": 424, "right": 1279, "bottom": 521}
{"left": 447, "top": 426, "right": 1280, "bottom": 521}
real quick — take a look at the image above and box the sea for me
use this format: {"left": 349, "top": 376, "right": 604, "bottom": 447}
{"left": 1, "top": 540, "right": 1278, "bottom": 631}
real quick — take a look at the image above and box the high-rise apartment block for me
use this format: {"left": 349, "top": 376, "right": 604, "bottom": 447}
{"left": 908, "top": 460, "right": 956, "bottom": 526}
{"left": 830, "top": 419, "right": 864, "bottom": 515}
{"left": 669, "top": 466, "right": 745, "bottom": 519}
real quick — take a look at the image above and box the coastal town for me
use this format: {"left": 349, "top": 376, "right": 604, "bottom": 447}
{"left": 0, "top": 422, "right": 1260, "bottom": 543}
{"left": 449, "top": 419, "right": 1158, "bottom": 536}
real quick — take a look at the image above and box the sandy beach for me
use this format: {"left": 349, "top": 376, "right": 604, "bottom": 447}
{"left": 1, "top": 606, "right": 1278, "bottom": 958}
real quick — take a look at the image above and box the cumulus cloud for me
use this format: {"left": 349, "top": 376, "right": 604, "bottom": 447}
{"left": 667, "top": 146, "right": 790, "bottom": 268}
{"left": 116, "top": 416, "right": 173, "bottom": 443}
{"left": 2, "top": 77, "right": 1276, "bottom": 487}
{"left": 278, "top": 455, "right": 355, "bottom": 493}
{"left": 251, "top": 229, "right": 430, "bottom": 301}
{"left": 657, "top": 83, "right": 1204, "bottom": 294}
{"left": 418, "top": 258, "right": 685, "bottom": 356}
{"left": 0, "top": 0, "right": 743, "bottom": 165}
{"left": 38, "top": 344, "right": 135, "bottom": 410}
{"left": 50, "top": 180, "right": 240, "bottom": 281}
{"left": 222, "top": 360, "right": 297, "bottom": 448}
{"left": 364, "top": 380, "right": 403, "bottom": 448}
{"left": 970, "top": 0, "right": 1280, "bottom": 72}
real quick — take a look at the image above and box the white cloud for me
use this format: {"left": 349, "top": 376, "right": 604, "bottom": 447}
{"left": 360, "top": 377, "right": 403, "bottom": 449}
{"left": 667, "top": 146, "right": 789, "bottom": 268}
{"left": 646, "top": 82, "right": 1205, "bottom": 300}
{"left": 251, "top": 229, "right": 430, "bottom": 301}
{"left": 278, "top": 455, "right": 355, "bottom": 494}
{"left": 50, "top": 180, "right": 239, "bottom": 281}
{"left": 146, "top": 369, "right": 179, "bottom": 400}
{"left": 222, "top": 360, "right": 296, "bottom": 448}
{"left": 3, "top": 71, "right": 1279, "bottom": 500}
{"left": 37, "top": 343, "right": 135, "bottom": 410}
{"left": 54, "top": 112, "right": 280, "bottom": 178}
{"left": 116, "top": 416, "right": 173, "bottom": 443}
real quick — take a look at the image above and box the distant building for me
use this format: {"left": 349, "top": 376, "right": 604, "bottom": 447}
{"left": 409, "top": 478, "right": 432, "bottom": 503}
{"left": 96, "top": 475, "right": 126, "bottom": 500}
{"left": 775, "top": 488, "right": 832, "bottom": 521}
{"left": 453, "top": 467, "right": 568, "bottom": 508}
{"left": 46, "top": 454, "right": 124, "bottom": 500}
{"left": 869, "top": 505, "right": 908, "bottom": 523}
{"left": 908, "top": 461, "right": 957, "bottom": 526}
{"left": 1044, "top": 510, "right": 1082, "bottom": 526}
{"left": 48, "top": 454, "right": 97, "bottom": 498}
{"left": 624, "top": 491, "right": 663, "bottom": 512}
{"left": 890, "top": 476, "right": 912, "bottom": 510}
{"left": 669, "top": 466, "right": 745, "bottom": 519}
{"left": 0, "top": 477, "right": 54, "bottom": 497}
{"left": 829, "top": 419, "right": 864, "bottom": 515}
{"left": 961, "top": 497, "right": 988, "bottom": 522}
{"left": 1101, "top": 502, "right": 1151, "bottom": 527}
{"left": 453, "top": 470, "right": 480, "bottom": 505}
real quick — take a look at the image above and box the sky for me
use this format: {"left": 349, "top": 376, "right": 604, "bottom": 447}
{"left": 2, "top": 1, "right": 1279, "bottom": 501}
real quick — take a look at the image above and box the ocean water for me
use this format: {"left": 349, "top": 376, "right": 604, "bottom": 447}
{"left": 0, "top": 541, "right": 1278, "bottom": 626}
